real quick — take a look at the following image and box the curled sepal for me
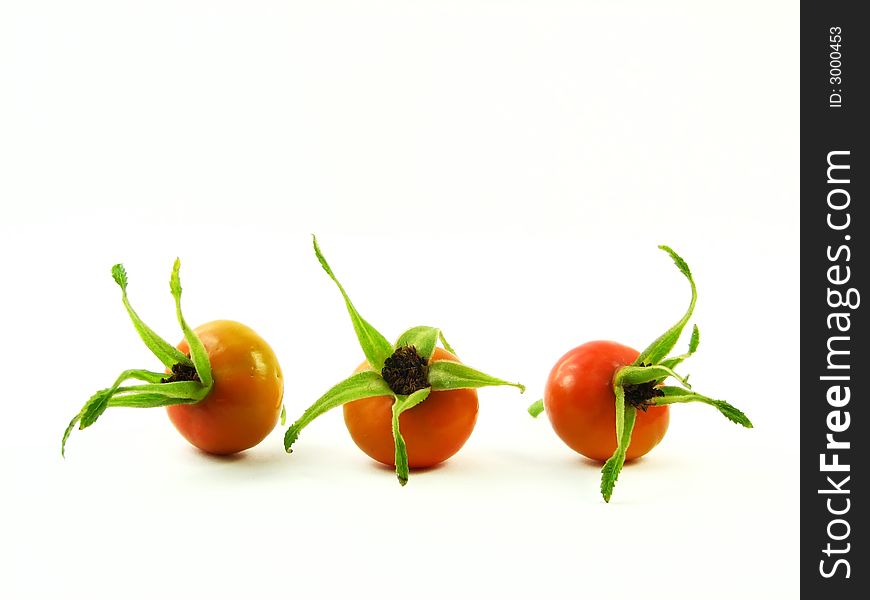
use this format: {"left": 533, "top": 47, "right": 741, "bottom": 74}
{"left": 112, "top": 264, "right": 192, "bottom": 369}
{"left": 170, "top": 259, "right": 213, "bottom": 388}
{"left": 634, "top": 246, "right": 697, "bottom": 366}
{"left": 527, "top": 399, "right": 545, "bottom": 418}
{"left": 600, "top": 402, "right": 637, "bottom": 503}
{"left": 395, "top": 326, "right": 440, "bottom": 361}
{"left": 391, "top": 387, "right": 432, "bottom": 486}
{"left": 61, "top": 369, "right": 204, "bottom": 457}
{"left": 313, "top": 236, "right": 393, "bottom": 371}
{"left": 428, "top": 360, "right": 525, "bottom": 393}
{"left": 655, "top": 386, "right": 753, "bottom": 428}
{"left": 284, "top": 371, "right": 393, "bottom": 452}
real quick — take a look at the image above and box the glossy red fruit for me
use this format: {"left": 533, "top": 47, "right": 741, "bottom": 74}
{"left": 543, "top": 340, "right": 669, "bottom": 462}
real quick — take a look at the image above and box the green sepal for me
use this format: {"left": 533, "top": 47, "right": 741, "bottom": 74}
{"left": 395, "top": 326, "right": 440, "bottom": 360}
{"left": 656, "top": 387, "right": 753, "bottom": 428}
{"left": 528, "top": 399, "right": 545, "bottom": 418}
{"left": 62, "top": 260, "right": 217, "bottom": 457}
{"left": 313, "top": 236, "right": 393, "bottom": 371}
{"left": 112, "top": 264, "right": 192, "bottom": 369}
{"left": 61, "top": 368, "right": 172, "bottom": 456}
{"left": 594, "top": 246, "right": 752, "bottom": 503}
{"left": 600, "top": 402, "right": 637, "bottom": 503}
{"left": 428, "top": 360, "right": 525, "bottom": 393}
{"left": 284, "top": 370, "right": 394, "bottom": 452}
{"left": 170, "top": 259, "right": 213, "bottom": 388}
{"left": 634, "top": 246, "right": 697, "bottom": 366}
{"left": 391, "top": 387, "right": 432, "bottom": 486}
{"left": 616, "top": 364, "right": 690, "bottom": 388}
{"left": 109, "top": 381, "right": 210, "bottom": 404}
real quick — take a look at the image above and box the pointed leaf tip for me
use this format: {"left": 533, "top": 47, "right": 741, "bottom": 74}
{"left": 170, "top": 258, "right": 182, "bottom": 296}
{"left": 111, "top": 264, "right": 128, "bottom": 289}
{"left": 390, "top": 388, "right": 431, "bottom": 486}
{"left": 310, "top": 236, "right": 393, "bottom": 370}
{"left": 79, "top": 390, "right": 110, "bottom": 428}
{"left": 61, "top": 415, "right": 79, "bottom": 458}
{"left": 600, "top": 459, "right": 618, "bottom": 502}
{"left": 312, "top": 235, "right": 333, "bottom": 278}
{"left": 428, "top": 361, "right": 525, "bottom": 393}
{"left": 689, "top": 325, "right": 700, "bottom": 353}
{"left": 658, "top": 245, "right": 692, "bottom": 279}
{"left": 713, "top": 400, "right": 754, "bottom": 428}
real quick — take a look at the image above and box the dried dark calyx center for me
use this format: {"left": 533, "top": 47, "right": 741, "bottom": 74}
{"left": 381, "top": 345, "right": 429, "bottom": 395}
{"left": 162, "top": 362, "right": 201, "bottom": 384}
{"left": 622, "top": 381, "right": 664, "bottom": 411}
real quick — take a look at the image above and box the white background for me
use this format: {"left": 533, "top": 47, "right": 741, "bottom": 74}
{"left": 1, "top": 2, "right": 798, "bottom": 599}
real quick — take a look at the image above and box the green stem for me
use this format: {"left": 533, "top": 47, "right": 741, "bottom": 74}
{"left": 528, "top": 399, "right": 545, "bottom": 417}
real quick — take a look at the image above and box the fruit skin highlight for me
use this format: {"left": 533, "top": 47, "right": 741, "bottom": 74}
{"left": 528, "top": 246, "right": 753, "bottom": 502}
{"left": 167, "top": 320, "right": 283, "bottom": 455}
{"left": 283, "top": 236, "right": 524, "bottom": 485}
{"left": 62, "top": 261, "right": 284, "bottom": 457}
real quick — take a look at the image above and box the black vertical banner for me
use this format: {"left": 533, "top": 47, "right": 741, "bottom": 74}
{"left": 802, "top": 2, "right": 867, "bottom": 596}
